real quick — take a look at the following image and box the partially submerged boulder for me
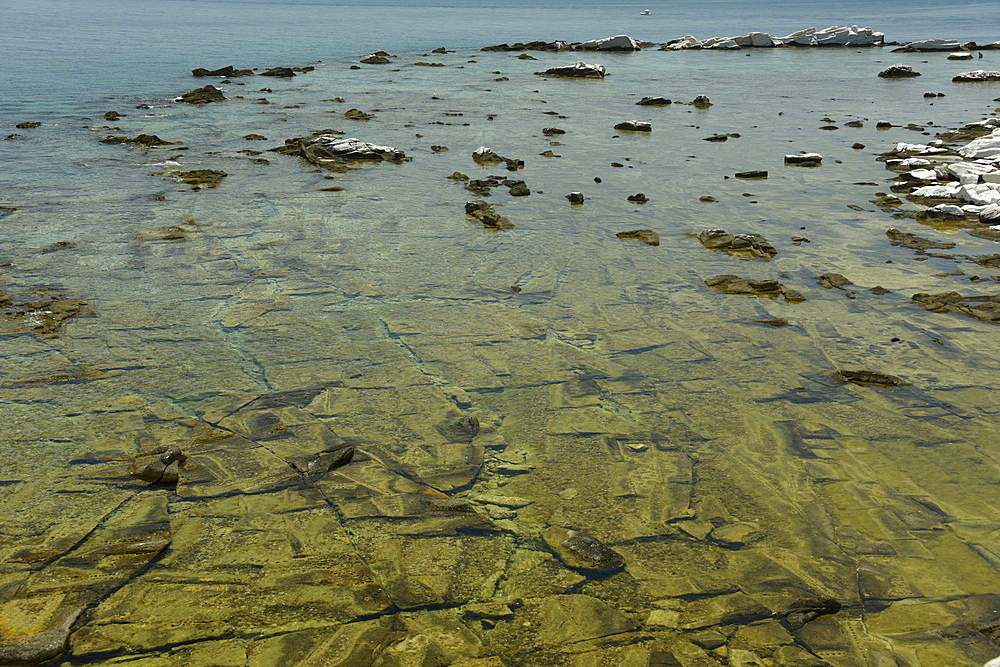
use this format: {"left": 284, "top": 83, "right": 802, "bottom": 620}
{"left": 879, "top": 64, "right": 921, "bottom": 78}
{"left": 288, "top": 442, "right": 355, "bottom": 479}
{"left": 697, "top": 229, "right": 776, "bottom": 258}
{"left": 636, "top": 96, "right": 671, "bottom": 105}
{"left": 178, "top": 85, "right": 225, "bottom": 104}
{"left": 465, "top": 199, "right": 514, "bottom": 229}
{"left": 100, "top": 134, "right": 179, "bottom": 147}
{"left": 705, "top": 275, "right": 805, "bottom": 302}
{"left": 192, "top": 65, "right": 253, "bottom": 77}
{"left": 535, "top": 62, "right": 606, "bottom": 78}
{"left": 577, "top": 34, "right": 640, "bottom": 51}
{"left": 885, "top": 227, "right": 956, "bottom": 251}
{"left": 472, "top": 146, "right": 523, "bottom": 170}
{"left": 952, "top": 70, "right": 1000, "bottom": 82}
{"left": 614, "top": 120, "right": 651, "bottom": 132}
{"left": 271, "top": 134, "right": 407, "bottom": 170}
{"left": 784, "top": 152, "right": 823, "bottom": 166}
{"left": 893, "top": 39, "right": 963, "bottom": 52}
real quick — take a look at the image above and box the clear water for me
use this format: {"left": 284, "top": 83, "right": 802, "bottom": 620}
{"left": 3, "top": 1, "right": 1000, "bottom": 665}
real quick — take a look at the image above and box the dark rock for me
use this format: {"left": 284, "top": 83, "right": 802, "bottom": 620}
{"left": 192, "top": 65, "right": 253, "bottom": 77}
{"left": 288, "top": 442, "right": 355, "bottom": 479}
{"left": 912, "top": 291, "right": 1000, "bottom": 324}
{"left": 753, "top": 318, "right": 789, "bottom": 326}
{"left": 853, "top": 142, "right": 867, "bottom": 149}
{"left": 698, "top": 229, "right": 776, "bottom": 259}
{"left": 430, "top": 145, "right": 448, "bottom": 152}
{"left": 974, "top": 254, "right": 1000, "bottom": 269}
{"left": 178, "top": 85, "right": 225, "bottom": 104}
{"left": 360, "top": 55, "right": 391, "bottom": 64}
{"left": 692, "top": 95, "right": 712, "bottom": 108}
{"left": 535, "top": 62, "right": 606, "bottom": 78}
{"left": 614, "top": 120, "right": 651, "bottom": 132}
{"left": 15, "top": 122, "right": 41, "bottom": 129}
{"left": 103, "top": 111, "right": 121, "bottom": 121}
{"left": 344, "top": 108, "right": 373, "bottom": 121}
{"left": 431, "top": 47, "right": 449, "bottom": 54}
{"left": 566, "top": 192, "right": 585, "bottom": 204}
{"left": 705, "top": 275, "right": 805, "bottom": 303}
{"left": 886, "top": 227, "right": 956, "bottom": 250}
{"left": 785, "top": 597, "right": 842, "bottom": 629}
{"left": 627, "top": 193, "right": 648, "bottom": 204}
{"left": 542, "top": 127, "right": 566, "bottom": 135}
{"left": 517, "top": 53, "right": 538, "bottom": 60}
{"left": 174, "top": 169, "right": 227, "bottom": 188}
{"left": 129, "top": 444, "right": 188, "bottom": 485}
{"left": 616, "top": 229, "right": 659, "bottom": 246}
{"left": 542, "top": 526, "right": 626, "bottom": 574}
{"left": 844, "top": 120, "right": 864, "bottom": 127}
{"left": 637, "top": 96, "right": 671, "bottom": 105}
{"left": 879, "top": 64, "right": 921, "bottom": 78}
{"left": 466, "top": 200, "right": 514, "bottom": 229}
{"left": 466, "top": 178, "right": 499, "bottom": 195}
{"left": 2, "top": 294, "right": 90, "bottom": 336}
{"left": 506, "top": 180, "right": 530, "bottom": 196}
{"left": 836, "top": 369, "right": 910, "bottom": 387}
{"left": 260, "top": 67, "right": 296, "bottom": 77}
{"left": 870, "top": 286, "right": 892, "bottom": 295}
{"left": 244, "top": 133, "right": 267, "bottom": 141}
{"left": 447, "top": 171, "right": 470, "bottom": 181}
{"left": 735, "top": 170, "right": 767, "bottom": 179}
{"left": 100, "top": 134, "right": 178, "bottom": 147}
{"left": 817, "top": 273, "right": 853, "bottom": 289}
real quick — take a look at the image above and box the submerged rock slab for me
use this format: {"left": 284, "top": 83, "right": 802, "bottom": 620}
{"left": 836, "top": 369, "right": 911, "bottom": 387}
{"left": 705, "top": 275, "right": 805, "bottom": 302}
{"left": 535, "top": 62, "right": 606, "bottom": 78}
{"left": 615, "top": 229, "right": 659, "bottom": 245}
{"left": 912, "top": 291, "right": 1000, "bottom": 324}
{"left": 893, "top": 38, "right": 964, "bottom": 52}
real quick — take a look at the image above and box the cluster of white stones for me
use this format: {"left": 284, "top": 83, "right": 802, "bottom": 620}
{"left": 663, "top": 25, "right": 883, "bottom": 50}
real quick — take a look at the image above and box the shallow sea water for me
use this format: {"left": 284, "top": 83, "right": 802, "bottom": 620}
{"left": 4, "top": 5, "right": 1000, "bottom": 665}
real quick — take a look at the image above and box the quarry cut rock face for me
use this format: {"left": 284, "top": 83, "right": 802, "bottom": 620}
{"left": 5, "top": 28, "right": 1000, "bottom": 667}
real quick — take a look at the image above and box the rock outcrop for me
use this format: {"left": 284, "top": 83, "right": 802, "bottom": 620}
{"left": 879, "top": 64, "right": 921, "bottom": 78}
{"left": 952, "top": 70, "right": 1000, "bottom": 82}
{"left": 615, "top": 229, "right": 659, "bottom": 245}
{"left": 577, "top": 35, "right": 640, "bottom": 51}
{"left": 697, "top": 229, "right": 776, "bottom": 258}
{"left": 892, "top": 39, "right": 963, "bottom": 52}
{"left": 614, "top": 120, "right": 651, "bottom": 132}
{"left": 705, "top": 275, "right": 805, "bottom": 302}
{"left": 542, "top": 526, "right": 626, "bottom": 574}
{"left": 535, "top": 62, "right": 606, "bottom": 78}
{"left": 271, "top": 135, "right": 407, "bottom": 170}
{"left": 178, "top": 85, "right": 225, "bottom": 104}
{"left": 662, "top": 25, "right": 882, "bottom": 50}
{"left": 192, "top": 65, "right": 253, "bottom": 77}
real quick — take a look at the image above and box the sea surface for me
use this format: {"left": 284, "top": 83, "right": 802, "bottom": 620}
{"left": 3, "top": 1, "right": 1000, "bottom": 665}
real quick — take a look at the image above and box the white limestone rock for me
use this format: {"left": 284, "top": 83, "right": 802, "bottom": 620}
{"left": 957, "top": 183, "right": 1000, "bottom": 206}
{"left": 927, "top": 204, "right": 966, "bottom": 217}
{"left": 958, "top": 130, "right": 1000, "bottom": 160}
{"left": 578, "top": 34, "right": 640, "bottom": 51}
{"left": 908, "top": 168, "right": 938, "bottom": 181}
{"left": 948, "top": 52, "right": 974, "bottom": 60}
{"left": 664, "top": 35, "right": 702, "bottom": 50}
{"left": 912, "top": 184, "right": 961, "bottom": 198}
{"left": 748, "top": 32, "right": 776, "bottom": 47}
{"left": 536, "top": 61, "right": 606, "bottom": 78}
{"left": 953, "top": 70, "right": 1000, "bottom": 82}
{"left": 895, "top": 38, "right": 963, "bottom": 52}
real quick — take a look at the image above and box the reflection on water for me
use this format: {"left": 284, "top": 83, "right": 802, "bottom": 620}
{"left": 2, "top": 46, "right": 1000, "bottom": 665}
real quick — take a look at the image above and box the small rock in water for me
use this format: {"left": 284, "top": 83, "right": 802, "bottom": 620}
{"left": 542, "top": 526, "right": 626, "bottom": 574}
{"left": 784, "top": 152, "right": 823, "bottom": 166}
{"left": 636, "top": 96, "right": 671, "bottom": 105}
{"left": 288, "top": 442, "right": 355, "bottom": 478}
{"left": 817, "top": 273, "right": 853, "bottom": 289}
{"left": 697, "top": 229, "right": 776, "bottom": 259}
{"left": 836, "top": 369, "right": 910, "bottom": 387}
{"left": 784, "top": 597, "right": 842, "bottom": 629}
{"left": 735, "top": 170, "right": 767, "bottom": 179}
{"left": 129, "top": 444, "right": 188, "bottom": 485}
{"left": 542, "top": 127, "right": 566, "bottom": 135}
{"left": 878, "top": 64, "right": 921, "bottom": 78}
{"left": 178, "top": 85, "right": 225, "bottom": 104}
{"left": 627, "top": 193, "right": 648, "bottom": 203}
{"left": 566, "top": 191, "right": 585, "bottom": 204}
{"left": 615, "top": 229, "right": 659, "bottom": 245}
{"left": 614, "top": 120, "right": 652, "bottom": 132}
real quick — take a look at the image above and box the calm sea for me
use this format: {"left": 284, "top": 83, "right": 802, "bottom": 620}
{"left": 2, "top": 0, "right": 1000, "bottom": 118}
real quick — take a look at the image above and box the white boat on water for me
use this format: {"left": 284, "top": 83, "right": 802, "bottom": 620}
{"left": 640, "top": 9, "right": 651, "bottom": 15}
